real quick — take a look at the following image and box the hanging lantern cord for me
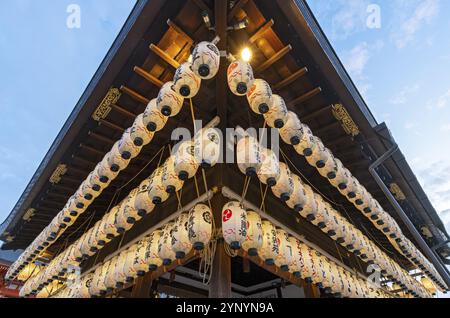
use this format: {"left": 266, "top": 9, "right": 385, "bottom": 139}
{"left": 189, "top": 98, "right": 197, "bottom": 133}
{"left": 240, "top": 176, "right": 251, "bottom": 204}
{"left": 168, "top": 143, "right": 183, "bottom": 209}
{"left": 201, "top": 168, "right": 212, "bottom": 211}
{"left": 259, "top": 181, "right": 269, "bottom": 212}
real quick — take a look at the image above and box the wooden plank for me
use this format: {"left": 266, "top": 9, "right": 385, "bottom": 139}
{"left": 134, "top": 66, "right": 164, "bottom": 88}
{"left": 273, "top": 67, "right": 308, "bottom": 91}
{"left": 98, "top": 118, "right": 125, "bottom": 133}
{"left": 192, "top": 0, "right": 213, "bottom": 19}
{"left": 131, "top": 272, "right": 153, "bottom": 298}
{"left": 120, "top": 85, "right": 150, "bottom": 105}
{"left": 300, "top": 104, "right": 332, "bottom": 123}
{"left": 288, "top": 87, "right": 322, "bottom": 107}
{"left": 149, "top": 43, "right": 181, "bottom": 69}
{"left": 111, "top": 104, "right": 137, "bottom": 119}
{"left": 228, "top": 0, "right": 249, "bottom": 22}
{"left": 167, "top": 19, "right": 194, "bottom": 45}
{"left": 249, "top": 19, "right": 274, "bottom": 43}
{"left": 255, "top": 44, "right": 292, "bottom": 73}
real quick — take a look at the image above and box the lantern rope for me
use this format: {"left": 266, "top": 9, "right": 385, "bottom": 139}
{"left": 198, "top": 221, "right": 218, "bottom": 285}
{"left": 189, "top": 98, "right": 197, "bottom": 133}
{"left": 201, "top": 168, "right": 213, "bottom": 211}
{"left": 240, "top": 176, "right": 251, "bottom": 204}
{"left": 259, "top": 182, "right": 269, "bottom": 212}
{"left": 193, "top": 173, "right": 201, "bottom": 198}
{"left": 169, "top": 143, "right": 183, "bottom": 210}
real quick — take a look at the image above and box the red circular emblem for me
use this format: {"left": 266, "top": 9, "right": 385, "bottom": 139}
{"left": 222, "top": 209, "right": 232, "bottom": 222}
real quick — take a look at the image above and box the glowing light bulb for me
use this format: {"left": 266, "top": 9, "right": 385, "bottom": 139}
{"left": 241, "top": 47, "right": 252, "bottom": 62}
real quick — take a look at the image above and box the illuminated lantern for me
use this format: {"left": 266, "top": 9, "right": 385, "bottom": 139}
{"left": 122, "top": 188, "right": 141, "bottom": 224}
{"left": 343, "top": 177, "right": 361, "bottom": 200}
{"left": 298, "top": 243, "right": 314, "bottom": 283}
{"left": 130, "top": 113, "right": 154, "bottom": 146}
{"left": 80, "top": 179, "right": 101, "bottom": 207}
{"left": 80, "top": 225, "right": 98, "bottom": 257}
{"left": 113, "top": 251, "right": 129, "bottom": 289}
{"left": 108, "top": 141, "right": 130, "bottom": 172}
{"left": 271, "top": 162, "right": 294, "bottom": 202}
{"left": 187, "top": 203, "right": 213, "bottom": 251}
{"left": 305, "top": 137, "right": 331, "bottom": 169}
{"left": 227, "top": 60, "right": 254, "bottom": 96}
{"left": 103, "top": 255, "right": 119, "bottom": 293}
{"left": 78, "top": 273, "right": 94, "bottom": 298}
{"left": 222, "top": 201, "right": 247, "bottom": 250}
{"left": 158, "top": 222, "right": 176, "bottom": 266}
{"left": 279, "top": 111, "right": 303, "bottom": 145}
{"left": 275, "top": 229, "right": 293, "bottom": 272}
{"left": 242, "top": 210, "right": 263, "bottom": 256}
{"left": 320, "top": 257, "right": 336, "bottom": 294}
{"left": 288, "top": 237, "right": 302, "bottom": 278}
{"left": 293, "top": 124, "right": 316, "bottom": 157}
{"left": 161, "top": 156, "right": 184, "bottom": 194}
{"left": 318, "top": 203, "right": 339, "bottom": 237}
{"left": 258, "top": 220, "right": 279, "bottom": 265}
{"left": 91, "top": 263, "right": 108, "bottom": 296}
{"left": 96, "top": 153, "right": 119, "bottom": 184}
{"left": 92, "top": 217, "right": 110, "bottom": 248}
{"left": 148, "top": 166, "right": 169, "bottom": 204}
{"left": 134, "top": 178, "right": 155, "bottom": 216}
{"left": 74, "top": 186, "right": 91, "bottom": 209}
{"left": 257, "top": 147, "right": 280, "bottom": 187}
{"left": 66, "top": 195, "right": 85, "bottom": 216}
{"left": 104, "top": 206, "right": 121, "bottom": 240}
{"left": 122, "top": 245, "right": 139, "bottom": 284}
{"left": 263, "top": 94, "right": 288, "bottom": 128}
{"left": 114, "top": 201, "right": 134, "bottom": 234}
{"left": 318, "top": 153, "right": 338, "bottom": 180}
{"left": 145, "top": 230, "right": 163, "bottom": 270}
{"left": 173, "top": 63, "right": 201, "bottom": 98}
{"left": 236, "top": 134, "right": 262, "bottom": 177}
{"left": 118, "top": 128, "right": 142, "bottom": 160}
{"left": 173, "top": 140, "right": 199, "bottom": 180}
{"left": 328, "top": 159, "right": 349, "bottom": 190}
{"left": 191, "top": 41, "right": 220, "bottom": 80}
{"left": 246, "top": 79, "right": 273, "bottom": 114}
{"left": 143, "top": 98, "right": 168, "bottom": 132}
{"left": 298, "top": 184, "right": 318, "bottom": 221}
{"left": 156, "top": 81, "right": 184, "bottom": 117}
{"left": 171, "top": 213, "right": 193, "bottom": 259}
{"left": 132, "top": 237, "right": 151, "bottom": 277}
{"left": 194, "top": 127, "right": 221, "bottom": 168}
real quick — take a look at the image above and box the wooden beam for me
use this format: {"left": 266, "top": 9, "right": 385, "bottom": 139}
{"left": 79, "top": 143, "right": 105, "bottom": 156}
{"left": 300, "top": 104, "right": 332, "bottom": 123}
{"left": 273, "top": 67, "right": 308, "bottom": 91}
{"left": 228, "top": 0, "right": 249, "bottom": 22}
{"left": 192, "top": 0, "right": 213, "bottom": 19}
{"left": 288, "top": 87, "right": 322, "bottom": 107}
{"left": 88, "top": 131, "right": 115, "bottom": 145}
{"left": 120, "top": 85, "right": 150, "bottom": 105}
{"left": 131, "top": 272, "right": 153, "bottom": 298}
{"left": 167, "top": 19, "right": 194, "bottom": 45}
{"left": 98, "top": 118, "right": 125, "bottom": 133}
{"left": 111, "top": 104, "right": 137, "bottom": 119}
{"left": 313, "top": 121, "right": 341, "bottom": 136}
{"left": 255, "top": 44, "right": 292, "bottom": 73}
{"left": 149, "top": 44, "right": 180, "bottom": 69}
{"left": 133, "top": 66, "right": 164, "bottom": 88}
{"left": 249, "top": 19, "right": 274, "bottom": 44}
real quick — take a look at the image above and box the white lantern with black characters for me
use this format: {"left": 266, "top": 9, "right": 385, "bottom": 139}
{"left": 158, "top": 222, "right": 176, "bottom": 266}
{"left": 258, "top": 220, "right": 279, "bottom": 266}
{"left": 227, "top": 60, "right": 254, "bottom": 96}
{"left": 173, "top": 140, "right": 199, "bottom": 180}
{"left": 279, "top": 111, "right": 304, "bottom": 145}
{"left": 145, "top": 230, "right": 163, "bottom": 271}
{"left": 257, "top": 147, "right": 280, "bottom": 187}
{"left": 271, "top": 162, "right": 294, "bottom": 202}
{"left": 156, "top": 81, "right": 184, "bottom": 117}
{"left": 171, "top": 213, "right": 193, "bottom": 259}
{"left": 263, "top": 94, "right": 288, "bottom": 129}
{"left": 188, "top": 203, "right": 213, "bottom": 251}
{"left": 173, "top": 62, "right": 201, "bottom": 98}
{"left": 194, "top": 127, "right": 221, "bottom": 168}
{"left": 236, "top": 134, "right": 261, "bottom": 177}
{"left": 246, "top": 79, "right": 273, "bottom": 114}
{"left": 161, "top": 156, "right": 184, "bottom": 194}
{"left": 130, "top": 113, "right": 154, "bottom": 146}
{"left": 118, "top": 128, "right": 142, "bottom": 160}
{"left": 222, "top": 201, "right": 247, "bottom": 250}
{"left": 242, "top": 210, "right": 263, "bottom": 256}
{"left": 143, "top": 98, "right": 168, "bottom": 132}
{"left": 191, "top": 41, "right": 220, "bottom": 80}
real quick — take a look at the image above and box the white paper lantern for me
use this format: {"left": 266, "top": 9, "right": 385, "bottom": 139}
{"left": 263, "top": 94, "right": 288, "bottom": 128}
{"left": 191, "top": 41, "right": 220, "bottom": 79}
{"left": 258, "top": 220, "right": 279, "bottom": 265}
{"left": 114, "top": 201, "right": 134, "bottom": 234}
{"left": 242, "top": 210, "right": 263, "bottom": 256}
{"left": 173, "top": 62, "right": 201, "bottom": 98}
{"left": 288, "top": 237, "right": 302, "bottom": 278}
{"left": 328, "top": 159, "right": 350, "bottom": 190}
{"left": 187, "top": 203, "right": 213, "bottom": 251}
{"left": 236, "top": 134, "right": 261, "bottom": 177}
{"left": 299, "top": 243, "right": 317, "bottom": 284}
{"left": 104, "top": 207, "right": 121, "bottom": 240}
{"left": 173, "top": 140, "right": 199, "bottom": 180}
{"left": 118, "top": 128, "right": 142, "bottom": 160}
{"left": 158, "top": 222, "right": 176, "bottom": 266}
{"left": 132, "top": 237, "right": 150, "bottom": 277}
{"left": 271, "top": 162, "right": 294, "bottom": 201}
{"left": 161, "top": 156, "right": 184, "bottom": 194}
{"left": 227, "top": 60, "right": 254, "bottom": 96}
{"left": 279, "top": 111, "right": 304, "bottom": 145}
{"left": 194, "top": 127, "right": 221, "bottom": 168}
{"left": 293, "top": 124, "right": 316, "bottom": 156}
{"left": 257, "top": 147, "right": 280, "bottom": 187}
{"left": 317, "top": 152, "right": 338, "bottom": 179}
{"left": 148, "top": 166, "right": 169, "bottom": 204}
{"left": 222, "top": 201, "right": 247, "bottom": 250}
{"left": 130, "top": 113, "right": 154, "bottom": 146}
{"left": 145, "top": 230, "right": 163, "bottom": 271}
{"left": 108, "top": 141, "right": 130, "bottom": 172}
{"left": 143, "top": 98, "right": 168, "bottom": 132}
{"left": 113, "top": 251, "right": 129, "bottom": 289}
{"left": 122, "top": 188, "right": 141, "bottom": 224}
{"left": 78, "top": 273, "right": 93, "bottom": 298}
{"left": 122, "top": 245, "right": 139, "bottom": 284}
{"left": 246, "top": 79, "right": 273, "bottom": 114}
{"left": 286, "top": 174, "right": 308, "bottom": 213}
{"left": 104, "top": 256, "right": 119, "bottom": 293}
{"left": 134, "top": 178, "right": 155, "bottom": 216}
{"left": 275, "top": 229, "right": 293, "bottom": 272}
{"left": 171, "top": 213, "right": 193, "bottom": 259}
{"left": 95, "top": 153, "right": 119, "bottom": 184}
{"left": 298, "top": 184, "right": 318, "bottom": 221}
{"left": 156, "top": 81, "right": 184, "bottom": 117}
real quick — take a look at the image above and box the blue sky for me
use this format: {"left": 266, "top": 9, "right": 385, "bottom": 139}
{"left": 0, "top": 0, "right": 136, "bottom": 225}
{"left": 0, "top": 1, "right": 449, "bottom": 235}
{"left": 307, "top": 0, "right": 450, "bottom": 232}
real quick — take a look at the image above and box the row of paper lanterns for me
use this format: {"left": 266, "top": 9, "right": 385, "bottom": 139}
{"left": 226, "top": 60, "right": 446, "bottom": 291}
{"left": 232, "top": 133, "right": 434, "bottom": 297}
{"left": 19, "top": 203, "right": 214, "bottom": 298}
{"left": 221, "top": 203, "right": 394, "bottom": 298}
{"left": 16, "top": 124, "right": 221, "bottom": 296}
{"left": 6, "top": 41, "right": 222, "bottom": 282}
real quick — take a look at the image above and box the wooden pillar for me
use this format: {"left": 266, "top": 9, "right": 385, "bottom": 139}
{"left": 303, "top": 283, "right": 321, "bottom": 298}
{"left": 131, "top": 272, "right": 153, "bottom": 298}
{"left": 209, "top": 0, "right": 232, "bottom": 298}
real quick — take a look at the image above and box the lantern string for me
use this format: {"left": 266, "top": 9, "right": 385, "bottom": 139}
{"left": 259, "top": 182, "right": 269, "bottom": 212}
{"left": 201, "top": 168, "right": 212, "bottom": 211}
{"left": 259, "top": 120, "right": 267, "bottom": 146}
{"left": 240, "top": 176, "right": 251, "bottom": 204}
{"left": 169, "top": 143, "right": 183, "bottom": 210}
{"left": 189, "top": 98, "right": 197, "bottom": 133}
{"left": 193, "top": 173, "right": 201, "bottom": 198}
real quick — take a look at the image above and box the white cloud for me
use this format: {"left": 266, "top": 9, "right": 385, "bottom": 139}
{"left": 330, "top": 0, "right": 371, "bottom": 40}
{"left": 427, "top": 89, "right": 450, "bottom": 110}
{"left": 392, "top": 0, "right": 439, "bottom": 49}
{"left": 404, "top": 121, "right": 416, "bottom": 130}
{"left": 343, "top": 42, "right": 370, "bottom": 76}
{"left": 389, "top": 84, "right": 420, "bottom": 105}
{"left": 440, "top": 124, "right": 450, "bottom": 132}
